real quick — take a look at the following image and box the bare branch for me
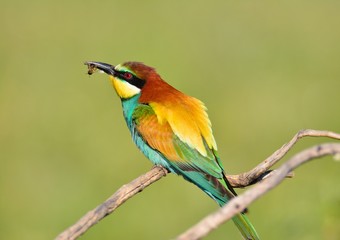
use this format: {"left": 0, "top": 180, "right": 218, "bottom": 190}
{"left": 227, "top": 129, "right": 340, "bottom": 187}
{"left": 56, "top": 166, "right": 168, "bottom": 240}
{"left": 55, "top": 129, "right": 340, "bottom": 240}
{"left": 176, "top": 143, "right": 340, "bottom": 240}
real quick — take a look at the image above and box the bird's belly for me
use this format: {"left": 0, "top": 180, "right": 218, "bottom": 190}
{"left": 131, "top": 127, "right": 175, "bottom": 171}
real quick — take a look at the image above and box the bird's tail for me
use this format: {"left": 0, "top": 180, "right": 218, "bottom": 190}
{"left": 172, "top": 165, "right": 260, "bottom": 239}
{"left": 232, "top": 212, "right": 260, "bottom": 240}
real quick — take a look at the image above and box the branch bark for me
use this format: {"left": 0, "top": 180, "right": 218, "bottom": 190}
{"left": 56, "top": 129, "right": 340, "bottom": 240}
{"left": 227, "top": 129, "right": 340, "bottom": 187}
{"left": 56, "top": 166, "right": 168, "bottom": 240}
{"left": 176, "top": 142, "right": 340, "bottom": 240}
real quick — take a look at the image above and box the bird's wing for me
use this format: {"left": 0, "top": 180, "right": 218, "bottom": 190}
{"left": 132, "top": 102, "right": 224, "bottom": 178}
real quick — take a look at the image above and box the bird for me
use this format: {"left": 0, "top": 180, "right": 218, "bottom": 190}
{"left": 85, "top": 61, "right": 260, "bottom": 240}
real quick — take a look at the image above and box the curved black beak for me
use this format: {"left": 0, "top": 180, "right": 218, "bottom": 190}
{"left": 84, "top": 61, "right": 116, "bottom": 76}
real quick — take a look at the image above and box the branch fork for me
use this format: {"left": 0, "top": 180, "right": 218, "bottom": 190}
{"left": 56, "top": 129, "right": 340, "bottom": 240}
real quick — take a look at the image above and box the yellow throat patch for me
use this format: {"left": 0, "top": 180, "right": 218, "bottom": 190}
{"left": 109, "top": 76, "right": 141, "bottom": 99}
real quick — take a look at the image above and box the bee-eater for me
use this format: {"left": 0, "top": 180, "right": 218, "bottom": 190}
{"left": 85, "top": 61, "right": 260, "bottom": 240}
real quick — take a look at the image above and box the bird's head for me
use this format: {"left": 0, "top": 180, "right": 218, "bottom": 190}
{"left": 85, "top": 61, "right": 164, "bottom": 100}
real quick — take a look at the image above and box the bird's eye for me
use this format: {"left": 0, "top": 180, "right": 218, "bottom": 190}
{"left": 123, "top": 72, "right": 133, "bottom": 80}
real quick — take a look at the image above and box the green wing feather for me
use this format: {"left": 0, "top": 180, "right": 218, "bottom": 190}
{"left": 132, "top": 103, "right": 260, "bottom": 240}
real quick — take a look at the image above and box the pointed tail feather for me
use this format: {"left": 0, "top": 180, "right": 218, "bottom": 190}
{"left": 171, "top": 168, "right": 260, "bottom": 239}
{"left": 232, "top": 213, "right": 260, "bottom": 240}
{"left": 205, "top": 174, "right": 260, "bottom": 239}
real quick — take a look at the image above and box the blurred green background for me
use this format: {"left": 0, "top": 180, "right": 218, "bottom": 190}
{"left": 1, "top": 0, "right": 340, "bottom": 239}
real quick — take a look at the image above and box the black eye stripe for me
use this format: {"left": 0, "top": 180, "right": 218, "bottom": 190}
{"left": 118, "top": 71, "right": 146, "bottom": 89}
